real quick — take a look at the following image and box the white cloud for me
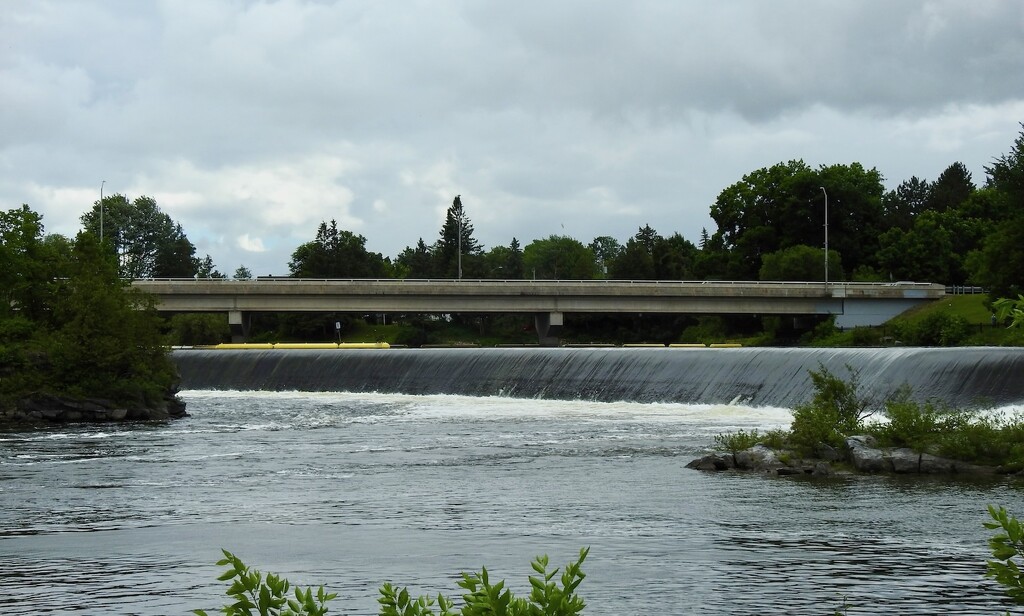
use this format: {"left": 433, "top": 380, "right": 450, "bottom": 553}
{"left": 237, "top": 234, "right": 265, "bottom": 253}
{"left": 1, "top": 1, "right": 1022, "bottom": 274}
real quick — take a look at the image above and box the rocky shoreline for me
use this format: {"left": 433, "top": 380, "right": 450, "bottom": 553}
{"left": 1, "top": 392, "right": 188, "bottom": 426}
{"left": 687, "top": 435, "right": 1011, "bottom": 477}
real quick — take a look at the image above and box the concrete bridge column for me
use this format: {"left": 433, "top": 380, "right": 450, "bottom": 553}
{"left": 228, "top": 310, "right": 251, "bottom": 343}
{"left": 534, "top": 311, "right": 563, "bottom": 347}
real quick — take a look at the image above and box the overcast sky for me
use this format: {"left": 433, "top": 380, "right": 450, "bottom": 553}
{"left": 3, "top": 1, "right": 1023, "bottom": 276}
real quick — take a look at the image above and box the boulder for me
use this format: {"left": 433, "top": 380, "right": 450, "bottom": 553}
{"left": 889, "top": 448, "right": 922, "bottom": 473}
{"left": 845, "top": 437, "right": 892, "bottom": 473}
{"left": 685, "top": 453, "right": 735, "bottom": 471}
{"left": 734, "top": 444, "right": 785, "bottom": 471}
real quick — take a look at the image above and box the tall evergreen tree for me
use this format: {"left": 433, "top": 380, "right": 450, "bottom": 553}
{"left": 506, "top": 237, "right": 525, "bottom": 279}
{"left": 435, "top": 195, "right": 482, "bottom": 278}
{"left": 928, "top": 162, "right": 975, "bottom": 213}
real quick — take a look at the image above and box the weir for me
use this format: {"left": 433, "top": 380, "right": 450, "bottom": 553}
{"left": 172, "top": 347, "right": 1024, "bottom": 409}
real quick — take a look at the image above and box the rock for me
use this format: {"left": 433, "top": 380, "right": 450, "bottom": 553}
{"left": 735, "top": 444, "right": 793, "bottom": 472}
{"left": 918, "top": 452, "right": 957, "bottom": 474}
{"left": 686, "top": 453, "right": 735, "bottom": 471}
{"left": 845, "top": 437, "right": 892, "bottom": 473}
{"left": 816, "top": 443, "right": 844, "bottom": 462}
{"left": 845, "top": 434, "right": 878, "bottom": 449}
{"left": 775, "top": 466, "right": 806, "bottom": 476}
{"left": 889, "top": 448, "right": 922, "bottom": 473}
{"left": 812, "top": 461, "right": 832, "bottom": 476}
{"left": 6, "top": 391, "right": 186, "bottom": 425}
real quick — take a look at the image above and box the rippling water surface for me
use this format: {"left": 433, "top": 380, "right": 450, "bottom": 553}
{"left": 1, "top": 391, "right": 1022, "bottom": 614}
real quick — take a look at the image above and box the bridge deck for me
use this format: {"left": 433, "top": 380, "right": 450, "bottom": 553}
{"left": 132, "top": 278, "right": 944, "bottom": 317}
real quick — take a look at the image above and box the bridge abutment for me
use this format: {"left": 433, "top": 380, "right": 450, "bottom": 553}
{"left": 534, "top": 311, "right": 563, "bottom": 346}
{"left": 228, "top": 310, "right": 251, "bottom": 343}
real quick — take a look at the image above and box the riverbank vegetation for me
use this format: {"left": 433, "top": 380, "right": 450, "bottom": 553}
{"left": 713, "top": 366, "right": 1024, "bottom": 471}
{"left": 0, "top": 206, "right": 181, "bottom": 422}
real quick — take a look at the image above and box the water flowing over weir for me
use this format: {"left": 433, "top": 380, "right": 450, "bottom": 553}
{"left": 173, "top": 347, "right": 1024, "bottom": 409}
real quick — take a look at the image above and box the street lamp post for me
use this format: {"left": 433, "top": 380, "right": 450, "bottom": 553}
{"left": 100, "top": 180, "right": 106, "bottom": 243}
{"left": 820, "top": 186, "right": 828, "bottom": 286}
{"left": 455, "top": 195, "right": 463, "bottom": 280}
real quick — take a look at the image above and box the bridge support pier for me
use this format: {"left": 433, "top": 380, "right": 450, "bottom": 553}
{"left": 228, "top": 310, "right": 251, "bottom": 343}
{"left": 534, "top": 311, "right": 563, "bottom": 347}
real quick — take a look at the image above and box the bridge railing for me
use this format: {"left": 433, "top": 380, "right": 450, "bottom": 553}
{"left": 134, "top": 277, "right": 940, "bottom": 289}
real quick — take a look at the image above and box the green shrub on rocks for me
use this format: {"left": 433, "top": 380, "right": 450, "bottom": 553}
{"left": 788, "top": 365, "right": 873, "bottom": 457}
{"left": 711, "top": 366, "right": 1024, "bottom": 471}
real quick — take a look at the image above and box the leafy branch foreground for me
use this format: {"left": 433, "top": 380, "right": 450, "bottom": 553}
{"left": 195, "top": 547, "right": 589, "bottom": 616}
{"left": 194, "top": 510, "right": 1024, "bottom": 614}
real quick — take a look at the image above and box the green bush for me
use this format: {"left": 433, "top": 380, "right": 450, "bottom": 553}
{"left": 789, "top": 365, "right": 872, "bottom": 456}
{"left": 868, "top": 388, "right": 945, "bottom": 451}
{"left": 891, "top": 311, "right": 970, "bottom": 346}
{"left": 985, "top": 505, "right": 1024, "bottom": 606}
{"left": 713, "top": 429, "right": 762, "bottom": 454}
{"left": 193, "top": 549, "right": 336, "bottom": 616}
{"left": 196, "top": 548, "right": 590, "bottom": 616}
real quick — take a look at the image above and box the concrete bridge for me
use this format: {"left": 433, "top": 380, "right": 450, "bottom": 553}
{"left": 132, "top": 278, "right": 945, "bottom": 345}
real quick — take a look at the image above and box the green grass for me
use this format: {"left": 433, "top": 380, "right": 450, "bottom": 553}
{"left": 810, "top": 294, "right": 1024, "bottom": 347}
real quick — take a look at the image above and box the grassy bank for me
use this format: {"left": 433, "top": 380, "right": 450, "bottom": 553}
{"left": 810, "top": 294, "right": 1024, "bottom": 347}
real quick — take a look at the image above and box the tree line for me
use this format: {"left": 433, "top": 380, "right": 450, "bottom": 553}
{"left": 47, "top": 122, "right": 1024, "bottom": 299}
{"left": 283, "top": 122, "right": 1024, "bottom": 301}
{"left": 4, "top": 123, "right": 1023, "bottom": 346}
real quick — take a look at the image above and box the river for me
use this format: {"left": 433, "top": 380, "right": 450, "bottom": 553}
{"left": 1, "top": 385, "right": 1021, "bottom": 614}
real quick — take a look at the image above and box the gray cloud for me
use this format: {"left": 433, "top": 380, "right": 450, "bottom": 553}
{"left": 2, "top": 1, "right": 1022, "bottom": 275}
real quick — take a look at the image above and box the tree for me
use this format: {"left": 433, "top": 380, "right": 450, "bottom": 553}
{"left": 875, "top": 211, "right": 959, "bottom": 283}
{"left": 928, "top": 162, "right": 975, "bottom": 213}
{"left": 709, "top": 160, "right": 885, "bottom": 280}
{"left": 395, "top": 238, "right": 435, "bottom": 278}
{"left": 435, "top": 195, "right": 483, "bottom": 278}
{"left": 0, "top": 205, "right": 58, "bottom": 322}
{"left": 985, "top": 122, "right": 1024, "bottom": 201}
{"left": 2, "top": 206, "right": 178, "bottom": 412}
{"left": 759, "top": 244, "right": 843, "bottom": 282}
{"left": 81, "top": 194, "right": 199, "bottom": 278}
{"left": 969, "top": 123, "right": 1024, "bottom": 297}
{"left": 288, "top": 220, "right": 390, "bottom": 278}
{"left": 652, "top": 233, "right": 698, "bottom": 280}
{"left": 196, "top": 254, "right": 225, "bottom": 278}
{"left": 47, "top": 233, "right": 177, "bottom": 404}
{"left": 233, "top": 266, "right": 253, "bottom": 280}
{"left": 481, "top": 238, "right": 526, "bottom": 279}
{"left": 588, "top": 236, "right": 621, "bottom": 278}
{"left": 881, "top": 176, "right": 931, "bottom": 231}
{"left": 522, "top": 235, "right": 598, "bottom": 280}
{"left": 506, "top": 237, "right": 525, "bottom": 279}
{"left": 609, "top": 238, "right": 654, "bottom": 279}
